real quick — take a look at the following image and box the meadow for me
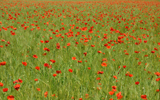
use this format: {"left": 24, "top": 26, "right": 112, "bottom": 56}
{"left": 0, "top": 0, "right": 160, "bottom": 100}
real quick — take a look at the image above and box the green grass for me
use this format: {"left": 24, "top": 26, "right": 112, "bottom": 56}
{"left": 0, "top": 0, "right": 160, "bottom": 100}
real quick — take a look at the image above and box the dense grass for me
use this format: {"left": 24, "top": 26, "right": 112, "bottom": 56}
{"left": 0, "top": 0, "right": 160, "bottom": 100}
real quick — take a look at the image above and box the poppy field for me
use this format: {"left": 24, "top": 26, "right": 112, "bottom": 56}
{"left": 0, "top": 0, "right": 160, "bottom": 100}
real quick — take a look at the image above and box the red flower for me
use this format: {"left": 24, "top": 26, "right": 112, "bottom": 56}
{"left": 18, "top": 79, "right": 23, "bottom": 83}
{"left": 156, "top": 89, "right": 159, "bottom": 92}
{"left": 144, "top": 40, "right": 147, "bottom": 43}
{"left": 88, "top": 67, "right": 91, "bottom": 70}
{"left": 72, "top": 57, "right": 76, "bottom": 60}
{"left": 44, "top": 63, "right": 49, "bottom": 67}
{"left": 91, "top": 45, "right": 95, "bottom": 47}
{"left": 0, "top": 61, "right": 6, "bottom": 66}
{"left": 135, "top": 51, "right": 140, "bottom": 53}
{"left": 141, "top": 95, "right": 147, "bottom": 99}
{"left": 50, "top": 59, "right": 56, "bottom": 63}
{"left": 155, "top": 72, "right": 160, "bottom": 76}
{"left": 13, "top": 80, "right": 18, "bottom": 84}
{"left": 96, "top": 77, "right": 101, "bottom": 80}
{"left": 67, "top": 43, "right": 71, "bottom": 46}
{"left": 68, "top": 69, "right": 73, "bottom": 73}
{"left": 56, "top": 70, "right": 61, "bottom": 74}
{"left": 53, "top": 74, "right": 57, "bottom": 77}
{"left": 154, "top": 48, "right": 158, "bottom": 51}
{"left": 3, "top": 88, "right": 8, "bottom": 92}
{"left": 109, "top": 91, "right": 114, "bottom": 95}
{"left": 14, "top": 84, "right": 20, "bottom": 91}
{"left": 113, "top": 76, "right": 117, "bottom": 79}
{"left": 34, "top": 79, "right": 38, "bottom": 81}
{"left": 78, "top": 60, "right": 82, "bottom": 63}
{"left": 35, "top": 66, "right": 40, "bottom": 70}
{"left": 135, "top": 81, "right": 140, "bottom": 85}
{"left": 97, "top": 71, "right": 103, "bottom": 74}
{"left": 37, "top": 88, "right": 41, "bottom": 91}
{"left": 123, "top": 65, "right": 126, "bottom": 68}
{"left": 156, "top": 78, "right": 160, "bottom": 81}
{"left": 83, "top": 52, "right": 87, "bottom": 56}
{"left": 106, "top": 46, "right": 111, "bottom": 49}
{"left": 7, "top": 95, "right": 14, "bottom": 100}
{"left": 129, "top": 74, "right": 133, "bottom": 77}
{"left": 101, "top": 62, "right": 107, "bottom": 67}
{"left": 79, "top": 98, "right": 82, "bottom": 100}
{"left": 97, "top": 51, "right": 102, "bottom": 53}
{"left": 44, "top": 91, "right": 48, "bottom": 97}
{"left": 151, "top": 51, "right": 155, "bottom": 53}
{"left": 116, "top": 92, "right": 123, "bottom": 99}
{"left": 22, "top": 62, "right": 27, "bottom": 66}
{"left": 0, "top": 82, "right": 3, "bottom": 87}
{"left": 33, "top": 55, "right": 38, "bottom": 58}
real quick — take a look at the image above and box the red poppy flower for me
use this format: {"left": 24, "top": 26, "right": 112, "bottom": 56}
{"left": 96, "top": 77, "right": 101, "bottom": 80}
{"left": 144, "top": 55, "right": 148, "bottom": 57}
{"left": 35, "top": 66, "right": 40, "bottom": 70}
{"left": 56, "top": 70, "right": 61, "bottom": 74}
{"left": 91, "top": 45, "right": 95, "bottom": 47}
{"left": 135, "top": 81, "right": 140, "bottom": 85}
{"left": 14, "top": 84, "right": 20, "bottom": 91}
{"left": 156, "top": 89, "right": 159, "bottom": 92}
{"left": 109, "top": 91, "right": 114, "bottom": 95}
{"left": 7, "top": 95, "right": 14, "bottom": 100}
{"left": 3, "top": 88, "right": 8, "bottom": 92}
{"left": 116, "top": 92, "right": 123, "bottom": 99}
{"left": 45, "top": 40, "right": 49, "bottom": 43}
{"left": 0, "top": 61, "right": 6, "bottom": 65}
{"left": 78, "top": 60, "right": 82, "bottom": 63}
{"left": 112, "top": 86, "right": 117, "bottom": 89}
{"left": 83, "top": 52, "right": 87, "bottom": 56}
{"left": 141, "top": 95, "right": 147, "bottom": 99}
{"left": 154, "top": 48, "right": 158, "bottom": 51}
{"left": 123, "top": 65, "right": 126, "bottom": 68}
{"left": 113, "top": 76, "right": 117, "bottom": 79}
{"left": 102, "top": 58, "right": 107, "bottom": 62}
{"left": 129, "top": 74, "right": 133, "bottom": 77}
{"left": 53, "top": 74, "right": 57, "bottom": 77}
{"left": 156, "top": 78, "right": 160, "bottom": 81}
{"left": 155, "top": 72, "right": 160, "bottom": 76}
{"left": 67, "top": 43, "right": 71, "bottom": 46}
{"left": 13, "top": 80, "right": 18, "bottom": 84}
{"left": 97, "top": 71, "right": 103, "bottom": 74}
{"left": 18, "top": 79, "right": 23, "bottom": 83}
{"left": 125, "top": 53, "right": 129, "bottom": 55}
{"left": 43, "top": 47, "right": 50, "bottom": 52}
{"left": 151, "top": 50, "right": 155, "bottom": 53}
{"left": 44, "top": 91, "right": 48, "bottom": 97}
{"left": 88, "top": 67, "right": 91, "bottom": 70}
{"left": 0, "top": 82, "right": 3, "bottom": 87}
{"left": 22, "top": 62, "right": 27, "bottom": 66}
{"left": 72, "top": 57, "right": 76, "bottom": 60}
{"left": 37, "top": 88, "right": 41, "bottom": 91}
{"left": 33, "top": 55, "right": 38, "bottom": 58}
{"left": 68, "top": 69, "right": 73, "bottom": 73}
{"left": 50, "top": 59, "right": 56, "bottom": 63}
{"left": 106, "top": 46, "right": 111, "bottom": 49}
{"left": 135, "top": 51, "right": 140, "bottom": 53}
{"left": 101, "top": 62, "right": 107, "bottom": 67}
{"left": 44, "top": 63, "right": 49, "bottom": 67}
{"left": 34, "top": 79, "right": 38, "bottom": 81}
